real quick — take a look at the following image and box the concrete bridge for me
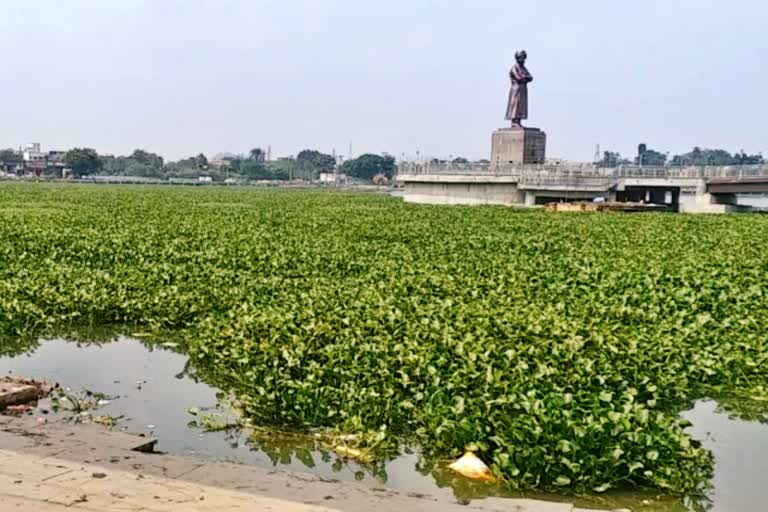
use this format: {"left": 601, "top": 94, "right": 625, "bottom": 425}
{"left": 396, "top": 163, "right": 768, "bottom": 213}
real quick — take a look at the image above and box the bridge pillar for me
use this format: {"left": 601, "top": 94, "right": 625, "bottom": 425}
{"left": 524, "top": 191, "right": 536, "bottom": 206}
{"left": 679, "top": 183, "right": 742, "bottom": 213}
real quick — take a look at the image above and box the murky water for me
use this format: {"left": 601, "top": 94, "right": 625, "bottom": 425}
{"left": 737, "top": 193, "right": 768, "bottom": 209}
{"left": 1, "top": 337, "right": 765, "bottom": 511}
{"left": 683, "top": 401, "right": 768, "bottom": 511}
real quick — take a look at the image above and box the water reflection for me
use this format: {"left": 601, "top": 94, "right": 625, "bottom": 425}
{"left": 0, "top": 336, "right": 765, "bottom": 511}
{"left": 683, "top": 400, "right": 768, "bottom": 512}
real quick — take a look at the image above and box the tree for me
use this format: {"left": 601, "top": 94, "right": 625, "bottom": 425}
{"left": 125, "top": 162, "right": 161, "bottom": 178}
{"left": 98, "top": 149, "right": 164, "bottom": 177}
{"left": 223, "top": 155, "right": 244, "bottom": 168}
{"left": 195, "top": 153, "right": 209, "bottom": 170}
{"left": 130, "top": 149, "right": 164, "bottom": 169}
{"left": 669, "top": 147, "right": 763, "bottom": 166}
{"left": 248, "top": 148, "right": 266, "bottom": 162}
{"left": 296, "top": 149, "right": 335, "bottom": 179}
{"left": 0, "top": 148, "right": 20, "bottom": 172}
{"left": 452, "top": 157, "right": 469, "bottom": 164}
{"left": 596, "top": 151, "right": 629, "bottom": 168}
{"left": 341, "top": 154, "right": 397, "bottom": 181}
{"left": 164, "top": 156, "right": 204, "bottom": 178}
{"left": 267, "top": 158, "right": 298, "bottom": 180}
{"left": 64, "top": 148, "right": 101, "bottom": 176}
{"left": 0, "top": 148, "right": 17, "bottom": 162}
{"left": 240, "top": 159, "right": 270, "bottom": 180}
{"left": 636, "top": 145, "right": 667, "bottom": 166}
{"left": 733, "top": 150, "right": 764, "bottom": 165}
{"left": 100, "top": 155, "right": 130, "bottom": 175}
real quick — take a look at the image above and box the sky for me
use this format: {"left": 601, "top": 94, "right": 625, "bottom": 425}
{"left": 1, "top": 0, "right": 767, "bottom": 162}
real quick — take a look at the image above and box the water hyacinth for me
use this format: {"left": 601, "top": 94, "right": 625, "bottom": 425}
{"left": 1, "top": 183, "right": 768, "bottom": 495}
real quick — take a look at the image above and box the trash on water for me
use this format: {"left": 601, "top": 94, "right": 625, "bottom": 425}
{"left": 332, "top": 445, "right": 374, "bottom": 464}
{"left": 93, "top": 415, "right": 124, "bottom": 427}
{"left": 447, "top": 451, "right": 497, "bottom": 482}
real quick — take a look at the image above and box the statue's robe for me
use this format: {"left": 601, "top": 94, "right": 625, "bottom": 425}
{"left": 505, "top": 64, "right": 532, "bottom": 121}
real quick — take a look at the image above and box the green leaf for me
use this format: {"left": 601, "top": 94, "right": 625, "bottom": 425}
{"left": 599, "top": 391, "right": 613, "bottom": 402}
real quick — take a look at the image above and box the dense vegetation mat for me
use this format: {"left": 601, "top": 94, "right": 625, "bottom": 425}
{"left": 1, "top": 183, "right": 767, "bottom": 495}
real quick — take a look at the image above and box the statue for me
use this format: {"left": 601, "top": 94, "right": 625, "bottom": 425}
{"left": 491, "top": 49, "right": 546, "bottom": 164}
{"left": 505, "top": 50, "right": 533, "bottom": 128}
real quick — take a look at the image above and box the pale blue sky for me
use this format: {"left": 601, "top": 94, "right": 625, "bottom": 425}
{"left": 2, "top": 0, "right": 766, "bottom": 162}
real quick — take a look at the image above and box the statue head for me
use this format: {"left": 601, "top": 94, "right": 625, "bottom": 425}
{"left": 515, "top": 50, "right": 527, "bottom": 64}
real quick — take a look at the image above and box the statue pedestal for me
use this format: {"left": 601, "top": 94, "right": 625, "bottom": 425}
{"left": 491, "top": 127, "right": 546, "bottom": 165}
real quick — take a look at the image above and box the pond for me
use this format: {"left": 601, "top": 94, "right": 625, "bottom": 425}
{"left": 1, "top": 336, "right": 765, "bottom": 512}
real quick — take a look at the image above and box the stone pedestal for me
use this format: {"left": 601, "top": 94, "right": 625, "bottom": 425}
{"left": 491, "top": 127, "right": 546, "bottom": 165}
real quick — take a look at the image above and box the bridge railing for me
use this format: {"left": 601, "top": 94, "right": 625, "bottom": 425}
{"left": 518, "top": 174, "right": 614, "bottom": 188}
{"left": 612, "top": 165, "right": 768, "bottom": 179}
{"left": 397, "top": 162, "right": 768, "bottom": 180}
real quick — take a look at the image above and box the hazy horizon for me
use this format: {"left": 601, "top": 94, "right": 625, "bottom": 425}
{"left": 2, "top": 0, "right": 767, "bottom": 162}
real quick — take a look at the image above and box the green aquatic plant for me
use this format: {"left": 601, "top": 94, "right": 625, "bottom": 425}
{"left": 1, "top": 183, "right": 768, "bottom": 495}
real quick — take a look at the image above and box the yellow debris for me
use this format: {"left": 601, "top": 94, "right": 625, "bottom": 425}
{"left": 333, "top": 445, "right": 373, "bottom": 463}
{"left": 447, "top": 452, "right": 497, "bottom": 482}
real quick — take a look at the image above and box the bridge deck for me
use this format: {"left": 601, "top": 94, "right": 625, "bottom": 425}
{"left": 707, "top": 177, "right": 768, "bottom": 194}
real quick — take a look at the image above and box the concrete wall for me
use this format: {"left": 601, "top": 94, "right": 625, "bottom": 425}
{"left": 678, "top": 192, "right": 752, "bottom": 213}
{"left": 403, "top": 181, "right": 524, "bottom": 206}
{"left": 402, "top": 181, "right": 610, "bottom": 207}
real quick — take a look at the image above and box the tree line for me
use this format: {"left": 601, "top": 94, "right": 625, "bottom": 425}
{"left": 0, "top": 147, "right": 397, "bottom": 182}
{"left": 597, "top": 145, "right": 765, "bottom": 168}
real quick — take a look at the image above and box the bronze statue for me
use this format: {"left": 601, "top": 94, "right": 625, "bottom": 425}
{"left": 505, "top": 50, "right": 533, "bottom": 128}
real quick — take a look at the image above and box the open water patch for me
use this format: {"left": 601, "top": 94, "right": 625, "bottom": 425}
{"left": 0, "top": 336, "right": 765, "bottom": 511}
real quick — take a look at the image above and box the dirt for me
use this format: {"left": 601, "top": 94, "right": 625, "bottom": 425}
{"left": 0, "top": 376, "right": 55, "bottom": 414}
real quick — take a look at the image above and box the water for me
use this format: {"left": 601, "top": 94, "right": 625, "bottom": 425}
{"left": 737, "top": 193, "right": 768, "bottom": 209}
{"left": 1, "top": 337, "right": 766, "bottom": 511}
{"left": 683, "top": 401, "right": 768, "bottom": 511}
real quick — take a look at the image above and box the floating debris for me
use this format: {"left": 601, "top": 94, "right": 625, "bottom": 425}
{"left": 447, "top": 452, "right": 497, "bottom": 482}
{"left": 93, "top": 415, "right": 125, "bottom": 427}
{"left": 544, "top": 201, "right": 669, "bottom": 213}
{"left": 47, "top": 387, "right": 122, "bottom": 427}
{"left": 332, "top": 445, "right": 374, "bottom": 464}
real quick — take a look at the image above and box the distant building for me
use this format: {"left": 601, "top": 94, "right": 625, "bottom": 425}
{"left": 48, "top": 150, "right": 66, "bottom": 161}
{"left": 21, "top": 143, "right": 47, "bottom": 175}
{"left": 12, "top": 144, "right": 71, "bottom": 177}
{"left": 319, "top": 171, "right": 345, "bottom": 184}
{"left": 209, "top": 159, "right": 232, "bottom": 168}
{"left": 22, "top": 143, "right": 44, "bottom": 161}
